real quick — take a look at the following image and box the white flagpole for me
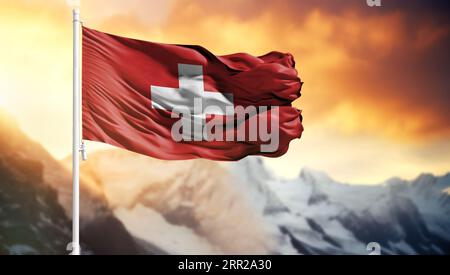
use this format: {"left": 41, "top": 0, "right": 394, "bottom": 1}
{"left": 71, "top": 7, "right": 81, "bottom": 255}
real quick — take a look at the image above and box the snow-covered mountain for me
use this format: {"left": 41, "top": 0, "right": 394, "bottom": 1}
{"left": 0, "top": 111, "right": 150, "bottom": 254}
{"left": 231, "top": 157, "right": 450, "bottom": 255}
{"left": 77, "top": 149, "right": 273, "bottom": 254}
{"left": 1, "top": 109, "right": 449, "bottom": 254}
{"left": 76, "top": 149, "right": 450, "bottom": 255}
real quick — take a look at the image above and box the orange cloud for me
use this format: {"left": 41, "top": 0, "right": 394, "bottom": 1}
{"left": 1, "top": 0, "right": 449, "bottom": 182}
{"left": 139, "top": 1, "right": 450, "bottom": 143}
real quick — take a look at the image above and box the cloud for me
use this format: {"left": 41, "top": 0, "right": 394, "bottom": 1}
{"left": 1, "top": 0, "right": 449, "bottom": 182}
{"left": 147, "top": 0, "right": 450, "bottom": 143}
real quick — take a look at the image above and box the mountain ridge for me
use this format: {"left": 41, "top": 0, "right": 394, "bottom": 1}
{"left": 0, "top": 110, "right": 155, "bottom": 254}
{"left": 230, "top": 157, "right": 450, "bottom": 254}
{"left": 1, "top": 110, "right": 449, "bottom": 254}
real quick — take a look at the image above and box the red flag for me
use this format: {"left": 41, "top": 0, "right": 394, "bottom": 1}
{"left": 82, "top": 27, "right": 303, "bottom": 160}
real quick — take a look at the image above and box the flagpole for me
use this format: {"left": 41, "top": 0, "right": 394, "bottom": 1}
{"left": 71, "top": 7, "right": 81, "bottom": 256}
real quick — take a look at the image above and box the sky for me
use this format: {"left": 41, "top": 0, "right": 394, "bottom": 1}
{"left": 0, "top": 0, "right": 449, "bottom": 183}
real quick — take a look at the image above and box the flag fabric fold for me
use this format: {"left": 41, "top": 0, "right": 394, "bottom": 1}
{"left": 82, "top": 26, "right": 303, "bottom": 160}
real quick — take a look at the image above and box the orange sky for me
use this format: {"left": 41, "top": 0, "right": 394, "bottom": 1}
{"left": 1, "top": 0, "right": 449, "bottom": 183}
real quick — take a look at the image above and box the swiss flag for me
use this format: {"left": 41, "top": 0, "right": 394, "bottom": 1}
{"left": 82, "top": 27, "right": 303, "bottom": 160}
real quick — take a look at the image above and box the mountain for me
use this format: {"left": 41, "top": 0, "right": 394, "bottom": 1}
{"left": 230, "top": 157, "right": 450, "bottom": 254}
{"left": 1, "top": 109, "right": 449, "bottom": 254}
{"left": 77, "top": 149, "right": 273, "bottom": 254}
{"left": 79, "top": 149, "right": 450, "bottom": 255}
{"left": 0, "top": 139, "right": 70, "bottom": 254}
{"left": 0, "top": 110, "right": 152, "bottom": 254}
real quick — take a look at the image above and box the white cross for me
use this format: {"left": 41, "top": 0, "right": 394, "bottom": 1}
{"left": 151, "top": 64, "right": 234, "bottom": 117}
